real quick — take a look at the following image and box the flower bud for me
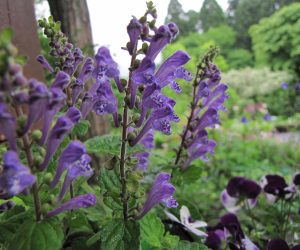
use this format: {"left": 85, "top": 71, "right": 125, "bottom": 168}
{"left": 133, "top": 59, "right": 140, "bottom": 70}
{"left": 41, "top": 203, "right": 51, "bottom": 214}
{"left": 32, "top": 130, "right": 42, "bottom": 142}
{"left": 43, "top": 173, "right": 53, "bottom": 185}
{"left": 138, "top": 84, "right": 145, "bottom": 93}
{"left": 135, "top": 96, "right": 140, "bottom": 108}
{"left": 132, "top": 114, "right": 140, "bottom": 124}
{"left": 127, "top": 132, "right": 135, "bottom": 142}
{"left": 120, "top": 79, "right": 127, "bottom": 88}
{"left": 142, "top": 43, "right": 148, "bottom": 54}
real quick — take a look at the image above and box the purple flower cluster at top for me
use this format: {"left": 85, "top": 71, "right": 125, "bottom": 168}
{"left": 181, "top": 64, "right": 228, "bottom": 170}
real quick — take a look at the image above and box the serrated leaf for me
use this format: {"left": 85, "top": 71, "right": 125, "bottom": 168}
{"left": 140, "top": 213, "right": 164, "bottom": 248}
{"left": 174, "top": 241, "right": 209, "bottom": 250}
{"left": 100, "top": 219, "right": 140, "bottom": 250}
{"left": 73, "top": 120, "right": 90, "bottom": 136}
{"left": 84, "top": 135, "right": 145, "bottom": 156}
{"left": 8, "top": 218, "right": 64, "bottom": 250}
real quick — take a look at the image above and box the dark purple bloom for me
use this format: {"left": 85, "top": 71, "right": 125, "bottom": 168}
{"left": 0, "top": 103, "right": 17, "bottom": 150}
{"left": 93, "top": 47, "right": 122, "bottom": 92}
{"left": 92, "top": 81, "right": 119, "bottom": 127}
{"left": 39, "top": 108, "right": 81, "bottom": 171}
{"left": 127, "top": 17, "right": 143, "bottom": 55}
{"left": 221, "top": 177, "right": 261, "bottom": 212}
{"left": 136, "top": 172, "right": 177, "bottom": 219}
{"left": 0, "top": 151, "right": 36, "bottom": 199}
{"left": 145, "top": 23, "right": 179, "bottom": 61}
{"left": 293, "top": 172, "right": 300, "bottom": 186}
{"left": 205, "top": 231, "right": 223, "bottom": 250}
{"left": 36, "top": 55, "right": 54, "bottom": 74}
{"left": 46, "top": 193, "right": 97, "bottom": 217}
{"left": 261, "top": 174, "right": 295, "bottom": 203}
{"left": 72, "top": 57, "right": 94, "bottom": 105}
{"left": 23, "top": 79, "right": 50, "bottom": 133}
{"left": 129, "top": 104, "right": 179, "bottom": 146}
{"left": 267, "top": 239, "right": 290, "bottom": 250}
{"left": 80, "top": 91, "right": 94, "bottom": 119}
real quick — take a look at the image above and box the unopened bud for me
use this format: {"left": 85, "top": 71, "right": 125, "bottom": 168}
{"left": 17, "top": 114, "right": 27, "bottom": 128}
{"left": 43, "top": 173, "right": 53, "bottom": 185}
{"left": 142, "top": 43, "right": 148, "bottom": 54}
{"left": 138, "top": 84, "right": 145, "bottom": 93}
{"left": 139, "top": 16, "right": 147, "bottom": 24}
{"left": 135, "top": 96, "right": 141, "bottom": 108}
{"left": 120, "top": 79, "right": 127, "bottom": 88}
{"left": 32, "top": 130, "right": 42, "bottom": 142}
{"left": 132, "top": 114, "right": 140, "bottom": 124}
{"left": 125, "top": 96, "right": 131, "bottom": 107}
{"left": 133, "top": 59, "right": 140, "bottom": 70}
{"left": 127, "top": 132, "right": 135, "bottom": 142}
{"left": 41, "top": 203, "right": 51, "bottom": 214}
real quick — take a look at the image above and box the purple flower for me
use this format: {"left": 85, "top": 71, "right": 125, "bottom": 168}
{"left": 51, "top": 71, "right": 70, "bottom": 89}
{"left": 155, "top": 50, "right": 192, "bottom": 89}
{"left": 205, "top": 231, "right": 223, "bottom": 250}
{"left": 39, "top": 107, "right": 81, "bottom": 171}
{"left": 50, "top": 140, "right": 89, "bottom": 188}
{"left": 261, "top": 174, "right": 296, "bottom": 203}
{"left": 40, "top": 88, "right": 66, "bottom": 144}
{"left": 165, "top": 205, "right": 207, "bottom": 237}
{"left": 146, "top": 23, "right": 179, "bottom": 61}
{"left": 23, "top": 79, "right": 50, "bottom": 133}
{"left": 264, "top": 114, "right": 271, "bottom": 121}
{"left": 93, "top": 47, "right": 122, "bottom": 92}
{"left": 281, "top": 82, "right": 289, "bottom": 90}
{"left": 136, "top": 172, "right": 177, "bottom": 219}
{"left": 0, "top": 103, "right": 17, "bottom": 150}
{"left": 92, "top": 81, "right": 119, "bottom": 127}
{"left": 127, "top": 17, "right": 143, "bottom": 55}
{"left": 72, "top": 57, "right": 94, "bottom": 105}
{"left": 293, "top": 172, "right": 300, "bottom": 186}
{"left": 129, "top": 104, "right": 179, "bottom": 146}
{"left": 0, "top": 151, "right": 36, "bottom": 199}
{"left": 295, "top": 83, "right": 300, "bottom": 91}
{"left": 130, "top": 58, "right": 156, "bottom": 108}
{"left": 240, "top": 117, "right": 248, "bottom": 123}
{"left": 46, "top": 193, "right": 97, "bottom": 217}
{"left": 36, "top": 55, "right": 54, "bottom": 74}
{"left": 63, "top": 48, "right": 84, "bottom": 76}
{"left": 221, "top": 177, "right": 261, "bottom": 213}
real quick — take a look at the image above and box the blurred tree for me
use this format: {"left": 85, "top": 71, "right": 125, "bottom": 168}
{"left": 199, "top": 0, "right": 225, "bottom": 32}
{"left": 227, "top": 0, "right": 299, "bottom": 49}
{"left": 165, "top": 0, "right": 200, "bottom": 36}
{"left": 250, "top": 3, "right": 300, "bottom": 77}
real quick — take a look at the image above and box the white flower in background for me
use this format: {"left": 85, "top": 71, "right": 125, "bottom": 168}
{"left": 165, "top": 205, "right": 207, "bottom": 237}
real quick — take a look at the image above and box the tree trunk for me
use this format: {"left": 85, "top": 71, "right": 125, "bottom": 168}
{"left": 47, "top": 0, "right": 109, "bottom": 137}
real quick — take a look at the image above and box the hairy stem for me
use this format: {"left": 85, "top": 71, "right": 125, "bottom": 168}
{"left": 15, "top": 106, "right": 42, "bottom": 221}
{"left": 174, "top": 67, "right": 201, "bottom": 169}
{"left": 119, "top": 48, "right": 137, "bottom": 221}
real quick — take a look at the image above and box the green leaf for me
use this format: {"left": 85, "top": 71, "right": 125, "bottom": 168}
{"left": 0, "top": 28, "right": 13, "bottom": 44}
{"left": 140, "top": 213, "right": 164, "bottom": 248}
{"left": 162, "top": 233, "right": 180, "bottom": 249}
{"left": 174, "top": 241, "right": 209, "bottom": 250}
{"left": 100, "top": 168, "right": 122, "bottom": 210}
{"left": 8, "top": 218, "right": 64, "bottom": 250}
{"left": 86, "top": 231, "right": 101, "bottom": 247}
{"left": 73, "top": 120, "right": 90, "bottom": 137}
{"left": 101, "top": 219, "right": 140, "bottom": 250}
{"left": 84, "top": 135, "right": 144, "bottom": 156}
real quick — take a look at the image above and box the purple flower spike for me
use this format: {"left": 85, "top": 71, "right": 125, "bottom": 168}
{"left": 40, "top": 87, "right": 66, "bottom": 145}
{"left": 221, "top": 177, "right": 261, "bottom": 213}
{"left": 46, "top": 193, "right": 97, "bottom": 217}
{"left": 136, "top": 172, "right": 177, "bottom": 220}
{"left": 23, "top": 80, "right": 50, "bottom": 133}
{"left": 0, "top": 151, "right": 36, "bottom": 199}
{"left": 127, "top": 17, "right": 143, "bottom": 55}
{"left": 146, "top": 23, "right": 179, "bottom": 61}
{"left": 36, "top": 55, "right": 54, "bottom": 74}
{"left": 93, "top": 47, "right": 122, "bottom": 92}
{"left": 281, "top": 82, "right": 288, "bottom": 90}
{"left": 39, "top": 115, "right": 76, "bottom": 171}
{"left": 0, "top": 104, "right": 17, "bottom": 150}
{"left": 155, "top": 50, "right": 191, "bottom": 88}
{"left": 58, "top": 154, "right": 92, "bottom": 201}
{"left": 72, "top": 57, "right": 94, "bottom": 105}
{"left": 51, "top": 71, "right": 70, "bottom": 89}
{"left": 92, "top": 81, "right": 119, "bottom": 127}
{"left": 50, "top": 141, "right": 88, "bottom": 188}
